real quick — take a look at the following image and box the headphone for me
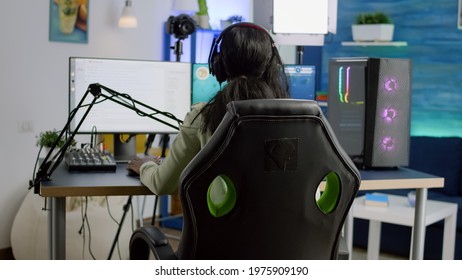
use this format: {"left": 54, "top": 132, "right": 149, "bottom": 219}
{"left": 208, "top": 22, "right": 276, "bottom": 84}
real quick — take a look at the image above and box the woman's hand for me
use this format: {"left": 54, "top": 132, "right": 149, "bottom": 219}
{"left": 127, "top": 156, "right": 161, "bottom": 175}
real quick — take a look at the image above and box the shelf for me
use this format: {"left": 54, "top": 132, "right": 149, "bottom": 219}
{"left": 341, "top": 41, "right": 408, "bottom": 47}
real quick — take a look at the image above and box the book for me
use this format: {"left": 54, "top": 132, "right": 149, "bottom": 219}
{"left": 364, "top": 193, "right": 389, "bottom": 207}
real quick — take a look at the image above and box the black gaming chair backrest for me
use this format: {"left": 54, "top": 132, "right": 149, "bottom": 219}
{"left": 177, "top": 99, "right": 360, "bottom": 259}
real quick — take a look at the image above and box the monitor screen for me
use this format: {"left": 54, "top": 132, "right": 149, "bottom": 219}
{"left": 285, "top": 65, "right": 316, "bottom": 100}
{"left": 69, "top": 57, "right": 192, "bottom": 134}
{"left": 191, "top": 63, "right": 223, "bottom": 104}
{"left": 191, "top": 63, "right": 316, "bottom": 103}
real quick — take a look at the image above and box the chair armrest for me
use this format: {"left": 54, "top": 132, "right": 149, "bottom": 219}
{"left": 129, "top": 226, "right": 177, "bottom": 260}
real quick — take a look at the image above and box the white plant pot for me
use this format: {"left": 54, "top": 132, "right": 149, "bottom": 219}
{"left": 198, "top": 15, "right": 210, "bottom": 29}
{"left": 352, "top": 24, "right": 394, "bottom": 42}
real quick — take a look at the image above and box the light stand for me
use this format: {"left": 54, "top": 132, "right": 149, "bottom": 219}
{"left": 29, "top": 83, "right": 182, "bottom": 260}
{"left": 143, "top": 13, "right": 196, "bottom": 160}
{"left": 171, "top": 38, "right": 185, "bottom": 62}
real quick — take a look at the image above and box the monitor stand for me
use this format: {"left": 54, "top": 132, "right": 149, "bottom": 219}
{"left": 113, "top": 134, "right": 137, "bottom": 162}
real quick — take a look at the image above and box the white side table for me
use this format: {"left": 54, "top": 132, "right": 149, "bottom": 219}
{"left": 352, "top": 193, "right": 457, "bottom": 259}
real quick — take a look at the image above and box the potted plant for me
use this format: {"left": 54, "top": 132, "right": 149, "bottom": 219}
{"left": 220, "top": 15, "right": 244, "bottom": 30}
{"left": 36, "top": 129, "right": 65, "bottom": 149}
{"left": 352, "top": 12, "right": 394, "bottom": 42}
{"left": 36, "top": 129, "right": 75, "bottom": 158}
{"left": 227, "top": 15, "right": 243, "bottom": 24}
{"left": 196, "top": 0, "right": 210, "bottom": 29}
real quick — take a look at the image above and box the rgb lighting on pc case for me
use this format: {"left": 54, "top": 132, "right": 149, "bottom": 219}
{"left": 328, "top": 57, "right": 412, "bottom": 169}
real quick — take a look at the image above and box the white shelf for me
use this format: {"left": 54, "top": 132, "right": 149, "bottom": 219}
{"left": 341, "top": 41, "right": 408, "bottom": 47}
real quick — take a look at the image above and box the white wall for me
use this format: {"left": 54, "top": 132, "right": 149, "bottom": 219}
{"left": 0, "top": 0, "right": 252, "bottom": 251}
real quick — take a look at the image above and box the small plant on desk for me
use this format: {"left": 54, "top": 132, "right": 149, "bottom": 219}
{"left": 36, "top": 129, "right": 65, "bottom": 148}
{"left": 36, "top": 129, "right": 76, "bottom": 158}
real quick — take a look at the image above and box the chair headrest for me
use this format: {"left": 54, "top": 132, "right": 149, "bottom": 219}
{"left": 226, "top": 99, "right": 322, "bottom": 118}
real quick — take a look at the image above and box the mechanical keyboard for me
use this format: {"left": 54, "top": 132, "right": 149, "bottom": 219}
{"left": 65, "top": 148, "right": 117, "bottom": 172}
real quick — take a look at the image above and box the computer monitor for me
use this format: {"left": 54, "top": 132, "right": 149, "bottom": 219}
{"left": 191, "top": 63, "right": 316, "bottom": 103}
{"left": 191, "top": 63, "right": 222, "bottom": 104}
{"left": 285, "top": 65, "right": 316, "bottom": 100}
{"left": 69, "top": 57, "right": 191, "bottom": 134}
{"left": 69, "top": 57, "right": 192, "bottom": 160}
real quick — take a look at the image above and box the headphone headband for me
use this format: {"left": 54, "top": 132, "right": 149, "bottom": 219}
{"left": 208, "top": 22, "right": 275, "bottom": 84}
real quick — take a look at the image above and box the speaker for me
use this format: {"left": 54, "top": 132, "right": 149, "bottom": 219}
{"left": 327, "top": 57, "right": 412, "bottom": 169}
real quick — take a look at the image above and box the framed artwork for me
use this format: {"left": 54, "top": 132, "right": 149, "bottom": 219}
{"left": 49, "top": 0, "right": 89, "bottom": 43}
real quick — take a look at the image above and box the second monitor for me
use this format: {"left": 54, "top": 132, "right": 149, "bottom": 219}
{"left": 191, "top": 63, "right": 316, "bottom": 103}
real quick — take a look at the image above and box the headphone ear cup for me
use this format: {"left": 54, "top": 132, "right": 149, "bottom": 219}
{"left": 213, "top": 54, "right": 226, "bottom": 84}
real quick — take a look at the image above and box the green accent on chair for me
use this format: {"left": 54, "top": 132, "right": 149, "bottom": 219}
{"left": 316, "top": 172, "right": 340, "bottom": 214}
{"left": 207, "top": 175, "right": 237, "bottom": 217}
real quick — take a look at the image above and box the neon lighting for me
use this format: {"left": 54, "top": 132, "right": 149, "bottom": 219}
{"left": 384, "top": 77, "right": 398, "bottom": 93}
{"left": 381, "top": 107, "right": 397, "bottom": 124}
{"left": 345, "top": 67, "right": 351, "bottom": 103}
{"left": 380, "top": 136, "right": 395, "bottom": 152}
{"left": 338, "top": 67, "right": 344, "bottom": 103}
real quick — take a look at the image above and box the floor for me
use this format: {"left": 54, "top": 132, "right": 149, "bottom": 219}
{"left": 352, "top": 246, "right": 407, "bottom": 260}
{"left": 0, "top": 226, "right": 405, "bottom": 260}
{"left": 0, "top": 248, "right": 14, "bottom": 260}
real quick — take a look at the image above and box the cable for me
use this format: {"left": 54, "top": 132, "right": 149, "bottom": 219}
{"left": 118, "top": 133, "right": 135, "bottom": 144}
{"left": 79, "top": 196, "right": 96, "bottom": 260}
{"left": 105, "top": 197, "right": 122, "bottom": 260}
{"left": 104, "top": 90, "right": 183, "bottom": 127}
{"left": 30, "top": 145, "right": 44, "bottom": 189}
{"left": 79, "top": 196, "right": 86, "bottom": 259}
{"left": 91, "top": 126, "right": 98, "bottom": 148}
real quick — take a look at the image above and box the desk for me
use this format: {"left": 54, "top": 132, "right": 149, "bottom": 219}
{"left": 342, "top": 168, "right": 444, "bottom": 260}
{"left": 353, "top": 194, "right": 457, "bottom": 259}
{"left": 40, "top": 165, "right": 443, "bottom": 260}
{"left": 40, "top": 163, "right": 153, "bottom": 260}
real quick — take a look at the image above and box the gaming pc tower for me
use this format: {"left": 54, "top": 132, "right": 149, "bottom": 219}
{"left": 327, "top": 57, "right": 412, "bottom": 169}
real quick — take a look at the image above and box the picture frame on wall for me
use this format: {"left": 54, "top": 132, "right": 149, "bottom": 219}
{"left": 49, "top": 0, "right": 89, "bottom": 43}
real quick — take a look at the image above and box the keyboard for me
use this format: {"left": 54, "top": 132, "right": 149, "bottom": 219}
{"left": 65, "top": 148, "right": 117, "bottom": 172}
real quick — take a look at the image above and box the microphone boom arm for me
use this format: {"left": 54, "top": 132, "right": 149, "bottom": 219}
{"left": 29, "top": 83, "right": 182, "bottom": 193}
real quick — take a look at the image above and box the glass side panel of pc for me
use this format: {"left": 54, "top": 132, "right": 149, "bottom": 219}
{"left": 69, "top": 57, "right": 192, "bottom": 134}
{"left": 191, "top": 63, "right": 316, "bottom": 103}
{"left": 327, "top": 59, "right": 367, "bottom": 157}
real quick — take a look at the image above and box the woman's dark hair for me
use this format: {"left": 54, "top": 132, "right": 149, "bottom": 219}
{"left": 200, "top": 25, "right": 290, "bottom": 134}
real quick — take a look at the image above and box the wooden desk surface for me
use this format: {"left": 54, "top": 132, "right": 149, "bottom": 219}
{"left": 40, "top": 164, "right": 444, "bottom": 198}
{"left": 357, "top": 167, "right": 444, "bottom": 190}
{"left": 316, "top": 167, "right": 444, "bottom": 191}
{"left": 40, "top": 163, "right": 154, "bottom": 197}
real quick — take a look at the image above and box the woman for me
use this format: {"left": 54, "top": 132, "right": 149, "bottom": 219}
{"left": 127, "top": 22, "right": 289, "bottom": 195}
